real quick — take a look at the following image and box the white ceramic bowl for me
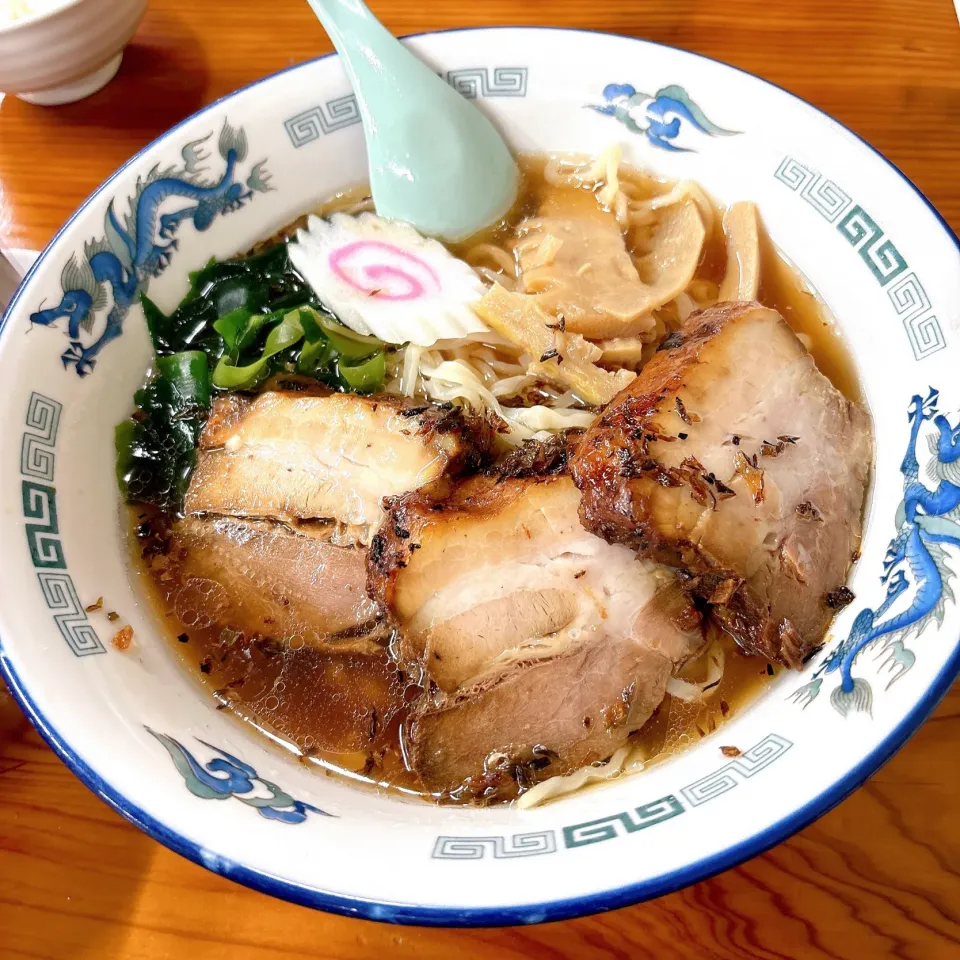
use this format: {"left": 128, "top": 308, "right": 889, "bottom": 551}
{"left": 0, "top": 0, "right": 147, "bottom": 105}
{"left": 1, "top": 28, "right": 959, "bottom": 925}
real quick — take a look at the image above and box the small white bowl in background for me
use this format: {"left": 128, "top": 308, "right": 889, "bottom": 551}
{"left": 0, "top": 0, "right": 147, "bottom": 105}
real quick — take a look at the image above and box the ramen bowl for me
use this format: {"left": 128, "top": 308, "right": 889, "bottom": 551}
{"left": 1, "top": 28, "right": 959, "bottom": 925}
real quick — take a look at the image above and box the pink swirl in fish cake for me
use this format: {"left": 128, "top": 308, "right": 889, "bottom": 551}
{"left": 329, "top": 241, "right": 442, "bottom": 301}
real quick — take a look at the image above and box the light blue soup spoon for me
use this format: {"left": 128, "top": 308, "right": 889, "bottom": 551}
{"left": 304, "top": 0, "right": 519, "bottom": 242}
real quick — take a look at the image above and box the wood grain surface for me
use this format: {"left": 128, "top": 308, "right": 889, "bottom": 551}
{"left": 1, "top": 1, "right": 959, "bottom": 957}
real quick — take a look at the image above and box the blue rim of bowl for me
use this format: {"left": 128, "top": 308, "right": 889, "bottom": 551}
{"left": 1, "top": 26, "right": 959, "bottom": 927}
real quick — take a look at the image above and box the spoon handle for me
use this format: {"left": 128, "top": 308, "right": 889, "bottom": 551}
{"left": 305, "top": 0, "right": 440, "bottom": 126}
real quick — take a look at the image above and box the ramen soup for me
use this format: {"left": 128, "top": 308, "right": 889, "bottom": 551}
{"left": 122, "top": 152, "right": 871, "bottom": 806}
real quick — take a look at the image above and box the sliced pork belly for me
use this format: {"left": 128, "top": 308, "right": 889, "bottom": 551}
{"left": 185, "top": 389, "right": 492, "bottom": 536}
{"left": 410, "top": 628, "right": 675, "bottom": 798}
{"left": 374, "top": 475, "right": 672, "bottom": 691}
{"left": 570, "top": 301, "right": 872, "bottom": 667}
{"left": 172, "top": 516, "right": 381, "bottom": 650}
{"left": 370, "top": 471, "right": 703, "bottom": 796}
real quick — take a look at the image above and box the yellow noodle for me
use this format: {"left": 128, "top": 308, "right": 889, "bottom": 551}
{"left": 474, "top": 265, "right": 515, "bottom": 289}
{"left": 466, "top": 243, "right": 518, "bottom": 277}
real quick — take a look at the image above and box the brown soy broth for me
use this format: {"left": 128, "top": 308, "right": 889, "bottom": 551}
{"left": 631, "top": 629, "right": 781, "bottom": 766}
{"left": 129, "top": 506, "right": 426, "bottom": 796}
{"left": 132, "top": 153, "right": 859, "bottom": 804}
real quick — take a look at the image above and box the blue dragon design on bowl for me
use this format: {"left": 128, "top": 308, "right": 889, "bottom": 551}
{"left": 29, "top": 120, "right": 273, "bottom": 376}
{"left": 791, "top": 388, "right": 960, "bottom": 715}
{"left": 147, "top": 728, "right": 329, "bottom": 824}
{"left": 587, "top": 83, "right": 739, "bottom": 152}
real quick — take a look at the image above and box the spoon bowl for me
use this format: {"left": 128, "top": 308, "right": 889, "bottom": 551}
{"left": 305, "top": 0, "right": 518, "bottom": 240}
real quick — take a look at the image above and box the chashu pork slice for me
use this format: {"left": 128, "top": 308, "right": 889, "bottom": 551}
{"left": 570, "top": 301, "right": 872, "bottom": 667}
{"left": 369, "top": 471, "right": 704, "bottom": 796}
{"left": 171, "top": 516, "right": 382, "bottom": 652}
{"left": 185, "top": 388, "right": 493, "bottom": 538}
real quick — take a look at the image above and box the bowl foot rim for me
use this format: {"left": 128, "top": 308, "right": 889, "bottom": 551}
{"left": 16, "top": 51, "right": 122, "bottom": 106}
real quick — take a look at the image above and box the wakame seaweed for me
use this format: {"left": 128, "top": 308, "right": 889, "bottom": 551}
{"left": 117, "top": 240, "right": 387, "bottom": 512}
{"left": 145, "top": 242, "right": 314, "bottom": 360}
{"left": 115, "top": 352, "right": 210, "bottom": 512}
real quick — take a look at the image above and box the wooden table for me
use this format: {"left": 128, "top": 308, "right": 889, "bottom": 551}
{"left": 2, "top": 1, "right": 960, "bottom": 957}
